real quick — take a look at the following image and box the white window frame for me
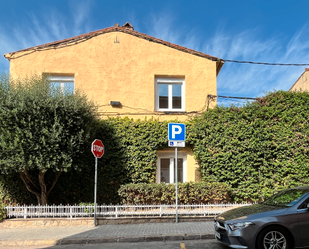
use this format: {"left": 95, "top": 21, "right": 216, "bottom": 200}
{"left": 155, "top": 77, "right": 185, "bottom": 112}
{"left": 48, "top": 75, "right": 74, "bottom": 94}
{"left": 156, "top": 151, "right": 187, "bottom": 183}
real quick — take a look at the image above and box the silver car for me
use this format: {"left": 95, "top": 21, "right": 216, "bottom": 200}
{"left": 214, "top": 186, "right": 309, "bottom": 249}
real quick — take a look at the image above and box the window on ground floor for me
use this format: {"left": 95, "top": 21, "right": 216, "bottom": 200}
{"left": 156, "top": 152, "right": 187, "bottom": 183}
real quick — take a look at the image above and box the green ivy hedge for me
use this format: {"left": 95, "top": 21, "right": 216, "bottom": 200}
{"left": 187, "top": 90, "right": 309, "bottom": 202}
{"left": 2, "top": 90, "right": 309, "bottom": 205}
{"left": 96, "top": 118, "right": 169, "bottom": 184}
{"left": 118, "top": 182, "right": 232, "bottom": 205}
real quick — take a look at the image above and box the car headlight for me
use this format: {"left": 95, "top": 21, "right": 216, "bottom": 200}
{"left": 228, "top": 222, "right": 254, "bottom": 231}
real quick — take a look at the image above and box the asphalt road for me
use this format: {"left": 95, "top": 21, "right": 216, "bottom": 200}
{"left": 1, "top": 240, "right": 228, "bottom": 249}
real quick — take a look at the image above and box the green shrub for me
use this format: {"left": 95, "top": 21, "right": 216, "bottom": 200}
{"left": 0, "top": 203, "right": 6, "bottom": 221}
{"left": 78, "top": 202, "right": 95, "bottom": 213}
{"left": 118, "top": 182, "right": 232, "bottom": 205}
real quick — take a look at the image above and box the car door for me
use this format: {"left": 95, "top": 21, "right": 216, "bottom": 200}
{"left": 297, "top": 197, "right": 309, "bottom": 247}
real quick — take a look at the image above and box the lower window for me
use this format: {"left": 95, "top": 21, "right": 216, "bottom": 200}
{"left": 156, "top": 153, "right": 187, "bottom": 183}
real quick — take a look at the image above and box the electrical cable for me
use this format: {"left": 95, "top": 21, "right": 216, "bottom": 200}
{"left": 208, "top": 94, "right": 257, "bottom": 100}
{"left": 215, "top": 95, "right": 257, "bottom": 100}
{"left": 97, "top": 103, "right": 202, "bottom": 117}
{"left": 97, "top": 94, "right": 257, "bottom": 116}
{"left": 223, "top": 60, "right": 309, "bottom": 66}
{"left": 207, "top": 94, "right": 257, "bottom": 107}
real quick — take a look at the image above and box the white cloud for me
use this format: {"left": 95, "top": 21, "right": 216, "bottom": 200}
{"left": 147, "top": 14, "right": 180, "bottom": 44}
{"left": 284, "top": 24, "right": 309, "bottom": 61}
{"left": 203, "top": 26, "right": 309, "bottom": 99}
{"left": 69, "top": 1, "right": 92, "bottom": 35}
{"left": 43, "top": 12, "right": 68, "bottom": 41}
{"left": 0, "top": 28, "right": 15, "bottom": 72}
{"left": 146, "top": 14, "right": 201, "bottom": 52}
{"left": 0, "top": 1, "right": 93, "bottom": 73}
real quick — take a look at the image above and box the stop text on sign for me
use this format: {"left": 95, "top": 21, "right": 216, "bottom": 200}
{"left": 93, "top": 145, "right": 104, "bottom": 152}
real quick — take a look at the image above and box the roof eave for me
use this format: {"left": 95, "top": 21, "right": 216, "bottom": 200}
{"left": 216, "top": 60, "right": 225, "bottom": 76}
{"left": 3, "top": 26, "right": 224, "bottom": 67}
{"left": 3, "top": 53, "right": 11, "bottom": 61}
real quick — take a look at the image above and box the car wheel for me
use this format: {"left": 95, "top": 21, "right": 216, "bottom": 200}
{"left": 257, "top": 226, "right": 291, "bottom": 249}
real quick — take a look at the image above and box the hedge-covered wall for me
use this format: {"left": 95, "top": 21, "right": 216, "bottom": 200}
{"left": 97, "top": 118, "right": 168, "bottom": 184}
{"left": 187, "top": 90, "right": 309, "bottom": 202}
{"left": 2, "top": 90, "right": 309, "bottom": 205}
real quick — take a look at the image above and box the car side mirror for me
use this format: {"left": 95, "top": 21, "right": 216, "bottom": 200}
{"left": 307, "top": 203, "right": 309, "bottom": 209}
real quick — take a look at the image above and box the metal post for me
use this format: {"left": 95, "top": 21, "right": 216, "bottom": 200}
{"left": 175, "top": 147, "right": 178, "bottom": 223}
{"left": 94, "top": 157, "right": 98, "bottom": 226}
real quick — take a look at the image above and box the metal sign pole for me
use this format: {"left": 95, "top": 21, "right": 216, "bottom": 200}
{"left": 175, "top": 147, "right": 178, "bottom": 223}
{"left": 168, "top": 123, "right": 185, "bottom": 224}
{"left": 94, "top": 157, "right": 98, "bottom": 226}
{"left": 91, "top": 139, "right": 104, "bottom": 227}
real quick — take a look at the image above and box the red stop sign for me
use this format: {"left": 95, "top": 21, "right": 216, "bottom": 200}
{"left": 91, "top": 139, "right": 104, "bottom": 158}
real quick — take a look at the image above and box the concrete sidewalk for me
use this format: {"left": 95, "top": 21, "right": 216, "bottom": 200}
{"left": 0, "top": 221, "right": 215, "bottom": 247}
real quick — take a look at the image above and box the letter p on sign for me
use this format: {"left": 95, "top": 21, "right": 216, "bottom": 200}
{"left": 172, "top": 125, "right": 182, "bottom": 139}
{"left": 168, "top": 123, "right": 185, "bottom": 141}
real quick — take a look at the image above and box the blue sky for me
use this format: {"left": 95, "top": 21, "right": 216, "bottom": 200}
{"left": 1, "top": 0, "right": 309, "bottom": 105}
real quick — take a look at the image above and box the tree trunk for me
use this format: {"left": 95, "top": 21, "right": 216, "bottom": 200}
{"left": 19, "top": 169, "right": 62, "bottom": 205}
{"left": 38, "top": 171, "right": 48, "bottom": 205}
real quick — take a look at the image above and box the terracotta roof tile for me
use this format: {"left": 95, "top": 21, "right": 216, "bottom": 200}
{"left": 3, "top": 23, "right": 224, "bottom": 73}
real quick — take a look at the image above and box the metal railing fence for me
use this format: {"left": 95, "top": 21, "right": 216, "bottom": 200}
{"left": 5, "top": 203, "right": 252, "bottom": 219}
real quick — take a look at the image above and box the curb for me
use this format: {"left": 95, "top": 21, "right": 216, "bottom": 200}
{"left": 0, "top": 216, "right": 215, "bottom": 228}
{"left": 0, "top": 233, "right": 215, "bottom": 246}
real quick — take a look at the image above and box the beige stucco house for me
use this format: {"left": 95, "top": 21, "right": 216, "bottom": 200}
{"left": 290, "top": 68, "right": 309, "bottom": 91}
{"left": 4, "top": 22, "right": 224, "bottom": 184}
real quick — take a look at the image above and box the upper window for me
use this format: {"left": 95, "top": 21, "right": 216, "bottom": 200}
{"left": 48, "top": 75, "right": 74, "bottom": 95}
{"left": 155, "top": 77, "right": 185, "bottom": 112}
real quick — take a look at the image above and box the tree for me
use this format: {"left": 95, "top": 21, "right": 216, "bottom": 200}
{"left": 0, "top": 73, "right": 98, "bottom": 205}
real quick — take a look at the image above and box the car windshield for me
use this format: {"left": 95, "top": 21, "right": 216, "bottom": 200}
{"left": 262, "top": 188, "right": 309, "bottom": 207}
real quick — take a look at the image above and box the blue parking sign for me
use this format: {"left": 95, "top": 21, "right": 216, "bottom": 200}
{"left": 168, "top": 123, "right": 185, "bottom": 141}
